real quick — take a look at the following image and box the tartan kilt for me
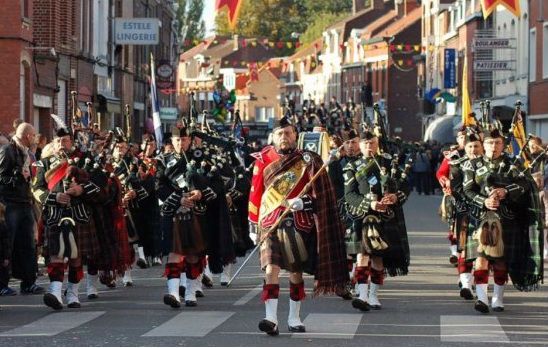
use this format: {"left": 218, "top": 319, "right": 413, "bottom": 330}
{"left": 112, "top": 206, "right": 134, "bottom": 273}
{"left": 258, "top": 221, "right": 317, "bottom": 275}
{"left": 170, "top": 212, "right": 206, "bottom": 256}
{"left": 89, "top": 205, "right": 118, "bottom": 269}
{"left": 464, "top": 213, "right": 517, "bottom": 262}
{"left": 44, "top": 218, "right": 100, "bottom": 261}
{"left": 463, "top": 214, "right": 481, "bottom": 262}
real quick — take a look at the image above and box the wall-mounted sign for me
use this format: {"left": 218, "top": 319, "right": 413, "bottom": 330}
{"left": 160, "top": 107, "right": 178, "bottom": 120}
{"left": 473, "top": 38, "right": 513, "bottom": 49}
{"left": 114, "top": 18, "right": 159, "bottom": 45}
{"left": 473, "top": 61, "right": 513, "bottom": 71}
{"left": 444, "top": 49, "right": 456, "bottom": 89}
{"left": 157, "top": 63, "right": 174, "bottom": 79}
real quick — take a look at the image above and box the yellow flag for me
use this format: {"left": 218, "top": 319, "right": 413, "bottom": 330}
{"left": 512, "top": 112, "right": 530, "bottom": 167}
{"left": 462, "top": 57, "right": 475, "bottom": 126}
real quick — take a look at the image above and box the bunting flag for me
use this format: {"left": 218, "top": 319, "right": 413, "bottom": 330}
{"left": 461, "top": 56, "right": 476, "bottom": 126}
{"left": 508, "top": 112, "right": 530, "bottom": 167}
{"left": 150, "top": 53, "right": 163, "bottom": 146}
{"left": 480, "top": 0, "right": 520, "bottom": 19}
{"left": 216, "top": 0, "right": 244, "bottom": 30}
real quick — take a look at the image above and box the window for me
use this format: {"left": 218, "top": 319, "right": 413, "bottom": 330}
{"left": 543, "top": 24, "right": 548, "bottom": 79}
{"left": 530, "top": 28, "right": 536, "bottom": 82}
{"left": 255, "top": 107, "right": 274, "bottom": 122}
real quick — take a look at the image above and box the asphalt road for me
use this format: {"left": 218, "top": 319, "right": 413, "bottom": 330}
{"left": 0, "top": 194, "right": 546, "bottom": 346}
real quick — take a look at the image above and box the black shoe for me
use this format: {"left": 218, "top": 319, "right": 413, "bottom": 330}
{"left": 449, "top": 255, "right": 458, "bottom": 265}
{"left": 288, "top": 325, "right": 306, "bottom": 333}
{"left": 460, "top": 288, "right": 474, "bottom": 300}
{"left": 67, "top": 302, "right": 81, "bottom": 309}
{"left": 87, "top": 294, "right": 99, "bottom": 300}
{"left": 351, "top": 298, "right": 370, "bottom": 311}
{"left": 43, "top": 293, "right": 63, "bottom": 310}
{"left": 163, "top": 294, "right": 181, "bottom": 308}
{"left": 202, "top": 275, "right": 213, "bottom": 288}
{"left": 258, "top": 319, "right": 279, "bottom": 336}
{"left": 179, "top": 286, "right": 186, "bottom": 298}
{"left": 492, "top": 306, "right": 504, "bottom": 312}
{"left": 474, "top": 300, "right": 489, "bottom": 313}
{"left": 220, "top": 281, "right": 228, "bottom": 287}
{"left": 136, "top": 258, "right": 148, "bottom": 269}
{"left": 336, "top": 288, "right": 353, "bottom": 301}
{"left": 21, "top": 284, "right": 45, "bottom": 295}
{"left": 185, "top": 300, "right": 197, "bottom": 307}
{"left": 196, "top": 290, "right": 204, "bottom": 298}
{"left": 106, "top": 280, "right": 116, "bottom": 289}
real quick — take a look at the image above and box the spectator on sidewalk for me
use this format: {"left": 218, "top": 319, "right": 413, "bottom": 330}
{"left": 0, "top": 123, "right": 44, "bottom": 296}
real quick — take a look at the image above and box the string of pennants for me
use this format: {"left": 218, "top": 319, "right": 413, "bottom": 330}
{"left": 182, "top": 38, "right": 302, "bottom": 49}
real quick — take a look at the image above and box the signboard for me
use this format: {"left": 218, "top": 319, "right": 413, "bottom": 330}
{"left": 114, "top": 18, "right": 159, "bottom": 45}
{"left": 157, "top": 81, "right": 174, "bottom": 89}
{"left": 473, "top": 38, "right": 513, "bottom": 49}
{"left": 160, "top": 107, "right": 178, "bottom": 120}
{"left": 444, "top": 49, "right": 456, "bottom": 89}
{"left": 157, "top": 62, "right": 174, "bottom": 79}
{"left": 473, "top": 61, "right": 513, "bottom": 71}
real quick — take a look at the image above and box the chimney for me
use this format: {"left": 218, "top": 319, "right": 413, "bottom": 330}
{"left": 233, "top": 34, "right": 239, "bottom": 51}
{"left": 354, "top": 0, "right": 386, "bottom": 13}
{"left": 372, "top": 0, "right": 385, "bottom": 10}
{"left": 353, "top": 0, "right": 366, "bottom": 13}
{"left": 395, "top": 0, "right": 418, "bottom": 17}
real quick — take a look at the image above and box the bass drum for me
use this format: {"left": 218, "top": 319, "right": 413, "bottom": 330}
{"left": 297, "top": 131, "right": 331, "bottom": 163}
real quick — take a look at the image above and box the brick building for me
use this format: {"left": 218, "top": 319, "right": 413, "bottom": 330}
{"left": 360, "top": 3, "right": 422, "bottom": 140}
{"left": 528, "top": 0, "right": 548, "bottom": 138}
{"left": 322, "top": 0, "right": 394, "bottom": 103}
{"left": 0, "top": 0, "right": 178, "bottom": 140}
{"left": 0, "top": 0, "right": 34, "bottom": 136}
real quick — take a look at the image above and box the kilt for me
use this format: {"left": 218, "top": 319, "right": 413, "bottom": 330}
{"left": 170, "top": 212, "right": 205, "bottom": 256}
{"left": 463, "top": 214, "right": 481, "bottom": 262}
{"left": 44, "top": 218, "right": 100, "bottom": 261}
{"left": 112, "top": 206, "right": 134, "bottom": 274}
{"left": 259, "top": 218, "right": 316, "bottom": 274}
{"left": 88, "top": 205, "right": 118, "bottom": 269}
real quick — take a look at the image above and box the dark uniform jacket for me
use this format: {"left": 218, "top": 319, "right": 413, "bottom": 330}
{"left": 0, "top": 140, "right": 33, "bottom": 204}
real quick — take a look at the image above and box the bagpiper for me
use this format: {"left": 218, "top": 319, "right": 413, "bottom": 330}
{"left": 248, "top": 116, "right": 348, "bottom": 335}
{"left": 440, "top": 130, "right": 483, "bottom": 300}
{"left": 327, "top": 128, "right": 361, "bottom": 300}
{"left": 437, "top": 127, "right": 467, "bottom": 265}
{"left": 32, "top": 123, "right": 101, "bottom": 309}
{"left": 343, "top": 129, "right": 411, "bottom": 312}
{"left": 462, "top": 127, "right": 544, "bottom": 313}
{"left": 156, "top": 124, "right": 218, "bottom": 308}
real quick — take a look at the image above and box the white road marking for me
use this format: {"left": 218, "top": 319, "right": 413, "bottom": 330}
{"left": 440, "top": 315, "right": 510, "bottom": 343}
{"left": 233, "top": 284, "right": 262, "bottom": 306}
{"left": 0, "top": 311, "right": 105, "bottom": 337}
{"left": 292, "top": 313, "right": 363, "bottom": 339}
{"left": 142, "top": 311, "right": 234, "bottom": 337}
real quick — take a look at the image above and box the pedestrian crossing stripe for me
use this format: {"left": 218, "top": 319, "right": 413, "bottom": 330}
{"left": 141, "top": 311, "right": 235, "bottom": 337}
{"left": 0, "top": 311, "right": 105, "bottom": 337}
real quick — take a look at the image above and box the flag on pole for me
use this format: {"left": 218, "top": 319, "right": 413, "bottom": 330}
{"left": 480, "top": 0, "right": 521, "bottom": 19}
{"left": 461, "top": 56, "right": 476, "bottom": 126}
{"left": 216, "top": 0, "right": 243, "bottom": 30}
{"left": 150, "top": 53, "right": 163, "bottom": 146}
{"left": 508, "top": 112, "right": 530, "bottom": 167}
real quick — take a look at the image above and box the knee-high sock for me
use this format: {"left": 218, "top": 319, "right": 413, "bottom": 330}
{"left": 48, "top": 263, "right": 65, "bottom": 282}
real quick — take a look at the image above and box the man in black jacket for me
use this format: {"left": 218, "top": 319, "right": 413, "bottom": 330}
{"left": 0, "top": 122, "right": 44, "bottom": 296}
